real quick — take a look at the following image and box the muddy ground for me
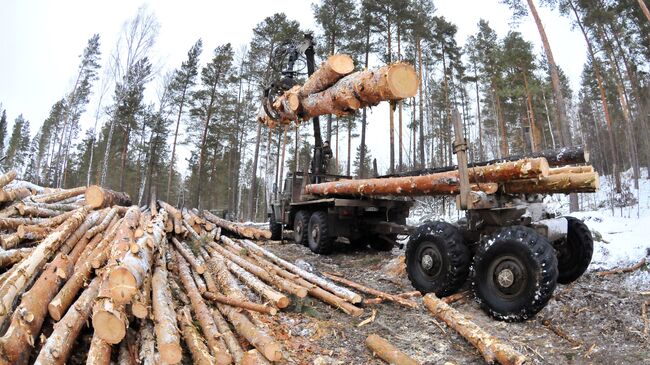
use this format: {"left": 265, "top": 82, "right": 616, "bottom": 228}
{"left": 262, "top": 238, "right": 649, "bottom": 365}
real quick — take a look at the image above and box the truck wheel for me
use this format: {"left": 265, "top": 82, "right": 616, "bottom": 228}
{"left": 293, "top": 210, "right": 310, "bottom": 246}
{"left": 269, "top": 213, "right": 282, "bottom": 240}
{"left": 472, "top": 226, "right": 558, "bottom": 322}
{"left": 369, "top": 235, "right": 396, "bottom": 252}
{"left": 406, "top": 221, "right": 470, "bottom": 297}
{"left": 307, "top": 211, "right": 334, "bottom": 255}
{"left": 555, "top": 217, "right": 593, "bottom": 284}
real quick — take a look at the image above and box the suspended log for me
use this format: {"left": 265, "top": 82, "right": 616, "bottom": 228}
{"left": 0, "top": 217, "right": 46, "bottom": 230}
{"left": 502, "top": 172, "right": 599, "bottom": 194}
{"left": 238, "top": 239, "right": 362, "bottom": 303}
{"left": 203, "top": 291, "right": 277, "bottom": 315}
{"left": 34, "top": 277, "right": 100, "bottom": 365}
{"left": 365, "top": 334, "right": 420, "bottom": 365}
{"left": 49, "top": 216, "right": 123, "bottom": 321}
{"left": 175, "top": 251, "right": 232, "bottom": 364}
{"left": 0, "top": 247, "right": 33, "bottom": 268}
{"left": 0, "top": 188, "right": 31, "bottom": 203}
{"left": 211, "top": 238, "right": 307, "bottom": 297}
{"left": 107, "top": 210, "right": 166, "bottom": 304}
{"left": 0, "top": 171, "right": 17, "bottom": 189}
{"left": 32, "top": 186, "right": 86, "bottom": 203}
{"left": 305, "top": 158, "right": 550, "bottom": 197}
{"left": 301, "top": 54, "right": 355, "bottom": 96}
{"left": 384, "top": 146, "right": 590, "bottom": 178}
{"left": 203, "top": 210, "right": 271, "bottom": 240}
{"left": 85, "top": 185, "right": 132, "bottom": 208}
{"left": 0, "top": 207, "right": 88, "bottom": 320}
{"left": 178, "top": 306, "right": 217, "bottom": 365}
{"left": 423, "top": 294, "right": 527, "bottom": 365}
{"left": 322, "top": 272, "right": 418, "bottom": 309}
{"left": 171, "top": 237, "right": 205, "bottom": 274}
{"left": 86, "top": 336, "right": 112, "bottom": 365}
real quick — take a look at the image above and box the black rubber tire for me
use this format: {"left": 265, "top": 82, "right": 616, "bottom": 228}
{"left": 556, "top": 217, "right": 593, "bottom": 284}
{"left": 369, "top": 234, "right": 396, "bottom": 252}
{"left": 307, "top": 211, "right": 334, "bottom": 255}
{"left": 293, "top": 210, "right": 310, "bottom": 246}
{"left": 472, "top": 226, "right": 558, "bottom": 322}
{"left": 269, "top": 212, "right": 282, "bottom": 240}
{"left": 406, "top": 221, "right": 471, "bottom": 297}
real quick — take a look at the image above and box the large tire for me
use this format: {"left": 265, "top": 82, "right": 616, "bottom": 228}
{"left": 555, "top": 216, "right": 593, "bottom": 284}
{"left": 406, "top": 221, "right": 470, "bottom": 297}
{"left": 269, "top": 212, "right": 282, "bottom": 240}
{"left": 472, "top": 226, "right": 558, "bottom": 322}
{"left": 307, "top": 211, "right": 334, "bottom": 255}
{"left": 293, "top": 210, "right": 310, "bottom": 246}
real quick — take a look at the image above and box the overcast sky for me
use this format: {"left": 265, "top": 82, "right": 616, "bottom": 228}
{"left": 0, "top": 0, "right": 586, "bottom": 174}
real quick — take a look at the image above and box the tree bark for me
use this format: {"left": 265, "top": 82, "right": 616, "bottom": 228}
{"left": 365, "top": 334, "right": 420, "bottom": 365}
{"left": 203, "top": 210, "right": 271, "bottom": 240}
{"left": 86, "top": 335, "right": 112, "bottom": 365}
{"left": 32, "top": 186, "right": 86, "bottom": 203}
{"left": 502, "top": 172, "right": 599, "bottom": 194}
{"left": 639, "top": 0, "right": 650, "bottom": 24}
{"left": 322, "top": 273, "right": 418, "bottom": 309}
{"left": 0, "top": 188, "right": 31, "bottom": 203}
{"left": 85, "top": 186, "right": 132, "bottom": 208}
{"left": 300, "top": 54, "right": 355, "bottom": 96}
{"left": 203, "top": 291, "right": 277, "bottom": 315}
{"left": 152, "top": 245, "right": 182, "bottom": 364}
{"left": 178, "top": 306, "right": 216, "bottom": 365}
{"left": 423, "top": 294, "right": 527, "bottom": 365}
{"left": 0, "top": 171, "right": 17, "bottom": 189}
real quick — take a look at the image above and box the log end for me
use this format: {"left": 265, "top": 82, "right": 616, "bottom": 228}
{"left": 214, "top": 351, "right": 234, "bottom": 365}
{"left": 85, "top": 185, "right": 106, "bottom": 209}
{"left": 329, "top": 54, "right": 355, "bottom": 75}
{"left": 47, "top": 301, "right": 65, "bottom": 322}
{"left": 158, "top": 343, "right": 183, "bottom": 364}
{"left": 386, "top": 63, "right": 418, "bottom": 99}
{"left": 131, "top": 302, "right": 148, "bottom": 319}
{"left": 92, "top": 310, "right": 126, "bottom": 344}
{"left": 262, "top": 342, "right": 284, "bottom": 362}
{"left": 276, "top": 295, "right": 291, "bottom": 309}
{"left": 107, "top": 267, "right": 138, "bottom": 304}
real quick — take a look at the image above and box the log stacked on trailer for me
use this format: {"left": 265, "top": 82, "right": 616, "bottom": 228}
{"left": 0, "top": 176, "right": 378, "bottom": 364}
{"left": 258, "top": 54, "right": 418, "bottom": 128}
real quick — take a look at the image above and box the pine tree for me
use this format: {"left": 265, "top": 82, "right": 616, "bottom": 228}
{"left": 0, "top": 109, "right": 7, "bottom": 155}
{"left": 4, "top": 115, "right": 30, "bottom": 171}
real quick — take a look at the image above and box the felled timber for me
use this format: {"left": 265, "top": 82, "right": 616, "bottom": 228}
{"left": 203, "top": 291, "right": 277, "bottom": 315}
{"left": 178, "top": 306, "right": 217, "bottom": 365}
{"left": 365, "top": 334, "right": 420, "bottom": 365}
{"left": 322, "top": 272, "right": 418, "bottom": 309}
{"left": 85, "top": 185, "right": 132, "bottom": 209}
{"left": 31, "top": 186, "right": 86, "bottom": 203}
{"left": 501, "top": 172, "right": 599, "bottom": 194}
{"left": 203, "top": 210, "right": 271, "bottom": 240}
{"left": 0, "top": 171, "right": 17, "bottom": 189}
{"left": 300, "top": 54, "right": 355, "bottom": 96}
{"left": 423, "top": 294, "right": 527, "bottom": 365}
{"left": 305, "top": 158, "right": 549, "bottom": 197}
{"left": 0, "top": 188, "right": 31, "bottom": 203}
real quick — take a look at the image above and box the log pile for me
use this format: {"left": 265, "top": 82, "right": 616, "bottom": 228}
{"left": 0, "top": 171, "right": 382, "bottom": 364}
{"left": 258, "top": 54, "right": 418, "bottom": 128}
{"left": 305, "top": 153, "right": 599, "bottom": 198}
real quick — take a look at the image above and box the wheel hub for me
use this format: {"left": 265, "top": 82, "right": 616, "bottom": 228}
{"left": 422, "top": 254, "right": 434, "bottom": 270}
{"left": 489, "top": 255, "right": 527, "bottom": 298}
{"left": 418, "top": 244, "right": 443, "bottom": 277}
{"left": 311, "top": 225, "right": 320, "bottom": 242}
{"left": 497, "top": 268, "right": 514, "bottom": 288}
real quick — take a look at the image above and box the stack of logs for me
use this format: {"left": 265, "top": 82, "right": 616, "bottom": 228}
{"left": 0, "top": 170, "right": 371, "bottom": 365}
{"left": 0, "top": 170, "right": 529, "bottom": 365}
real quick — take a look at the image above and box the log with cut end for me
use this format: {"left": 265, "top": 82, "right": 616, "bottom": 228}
{"left": 0, "top": 207, "right": 88, "bottom": 320}
{"left": 423, "top": 293, "right": 527, "bottom": 365}
{"left": 0, "top": 217, "right": 45, "bottom": 230}
{"left": 17, "top": 224, "right": 50, "bottom": 240}
{"left": 0, "top": 170, "right": 17, "bottom": 189}
{"left": 549, "top": 165, "right": 594, "bottom": 175}
{"left": 85, "top": 185, "right": 132, "bottom": 208}
{"left": 502, "top": 172, "right": 599, "bottom": 194}
{"left": 86, "top": 335, "right": 112, "bottom": 365}
{"left": 203, "top": 291, "right": 278, "bottom": 315}
{"left": 241, "top": 349, "right": 271, "bottom": 365}
{"left": 107, "top": 210, "right": 166, "bottom": 304}
{"left": 175, "top": 251, "right": 232, "bottom": 364}
{"left": 301, "top": 54, "right": 355, "bottom": 96}
{"left": 0, "top": 187, "right": 31, "bottom": 203}
{"left": 16, "top": 203, "right": 61, "bottom": 217}
{"left": 130, "top": 274, "right": 151, "bottom": 319}
{"left": 203, "top": 210, "right": 272, "bottom": 240}
{"left": 32, "top": 186, "right": 86, "bottom": 203}
{"left": 34, "top": 277, "right": 100, "bottom": 365}
{"left": 151, "top": 243, "right": 182, "bottom": 364}
{"left": 171, "top": 237, "right": 205, "bottom": 274}
{"left": 238, "top": 239, "right": 362, "bottom": 303}
{"left": 365, "top": 334, "right": 420, "bottom": 365}
{"left": 322, "top": 272, "right": 418, "bottom": 309}
{"left": 159, "top": 200, "right": 185, "bottom": 235}
{"left": 178, "top": 306, "right": 217, "bottom": 365}
{"left": 0, "top": 247, "right": 33, "bottom": 268}
{"left": 0, "top": 233, "right": 20, "bottom": 250}
{"left": 91, "top": 279, "right": 129, "bottom": 345}
{"left": 305, "top": 158, "right": 549, "bottom": 197}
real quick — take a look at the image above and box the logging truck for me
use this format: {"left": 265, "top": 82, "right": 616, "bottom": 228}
{"left": 263, "top": 34, "right": 595, "bottom": 322}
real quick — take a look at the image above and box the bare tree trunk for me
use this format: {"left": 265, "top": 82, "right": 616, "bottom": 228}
{"left": 639, "top": 0, "right": 650, "bottom": 23}
{"left": 167, "top": 88, "right": 187, "bottom": 201}
{"left": 417, "top": 39, "right": 425, "bottom": 168}
{"left": 522, "top": 72, "right": 541, "bottom": 152}
{"left": 248, "top": 123, "right": 261, "bottom": 220}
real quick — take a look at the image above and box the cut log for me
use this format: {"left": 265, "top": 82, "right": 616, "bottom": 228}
{"left": 85, "top": 207, "right": 118, "bottom": 239}
{"left": 192, "top": 268, "right": 208, "bottom": 294}
{"left": 138, "top": 320, "right": 156, "bottom": 365}
{"left": 322, "top": 272, "right": 418, "bottom": 309}
{"left": 203, "top": 210, "right": 272, "bottom": 240}
{"left": 0, "top": 247, "right": 33, "bottom": 268}
{"left": 86, "top": 335, "right": 112, "bottom": 365}
{"left": 549, "top": 165, "right": 594, "bottom": 175}
{"left": 0, "top": 233, "right": 20, "bottom": 250}
{"left": 365, "top": 334, "right": 420, "bottom": 365}
{"left": 300, "top": 54, "right": 355, "bottom": 96}
{"left": 0, "top": 188, "right": 31, "bottom": 203}
{"left": 106, "top": 210, "right": 166, "bottom": 304}
{"left": 152, "top": 244, "right": 182, "bottom": 364}
{"left": 24, "top": 201, "right": 78, "bottom": 212}
{"left": 241, "top": 349, "right": 271, "bottom": 365}
{"left": 211, "top": 238, "right": 307, "bottom": 297}
{"left": 502, "top": 172, "right": 599, "bottom": 194}
{"left": 596, "top": 257, "right": 647, "bottom": 276}
{"left": 130, "top": 274, "right": 151, "bottom": 319}
{"left": 175, "top": 250, "right": 232, "bottom": 364}
{"left": 171, "top": 237, "right": 205, "bottom": 274}
{"left": 34, "top": 277, "right": 100, "bottom": 365}
{"left": 178, "top": 306, "right": 217, "bottom": 365}
{"left": 238, "top": 239, "right": 362, "bottom": 303}
{"left": 85, "top": 185, "right": 132, "bottom": 208}
{"left": 203, "top": 291, "right": 278, "bottom": 315}
{"left": 211, "top": 308, "right": 244, "bottom": 363}
{"left": 38, "top": 210, "right": 76, "bottom": 228}
{"left": 91, "top": 280, "right": 128, "bottom": 345}
{"left": 0, "top": 217, "right": 46, "bottom": 230}
{"left": 305, "top": 158, "right": 550, "bottom": 197}
{"left": 0, "top": 207, "right": 88, "bottom": 320}
{"left": 0, "top": 171, "right": 17, "bottom": 189}
{"left": 158, "top": 200, "right": 184, "bottom": 233}
{"left": 17, "top": 224, "right": 50, "bottom": 240}
{"left": 16, "top": 203, "right": 61, "bottom": 218}
{"left": 32, "top": 186, "right": 86, "bottom": 203}
{"left": 423, "top": 293, "right": 527, "bottom": 365}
